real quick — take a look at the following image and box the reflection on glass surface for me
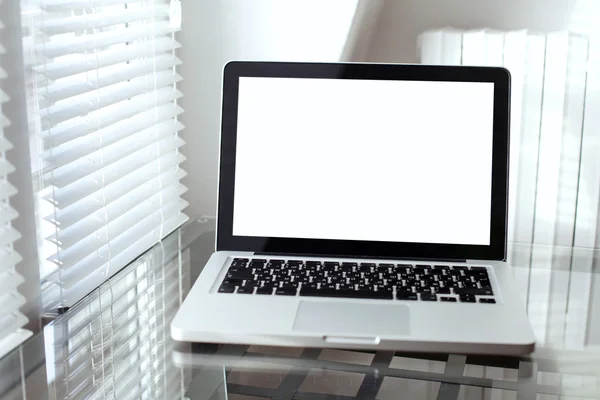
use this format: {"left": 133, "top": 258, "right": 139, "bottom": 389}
{"left": 2, "top": 218, "right": 600, "bottom": 400}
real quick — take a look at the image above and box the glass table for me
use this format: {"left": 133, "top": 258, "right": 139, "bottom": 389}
{"left": 2, "top": 217, "right": 600, "bottom": 399}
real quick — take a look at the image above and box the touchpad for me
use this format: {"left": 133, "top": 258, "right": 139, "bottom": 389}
{"left": 293, "top": 301, "right": 410, "bottom": 336}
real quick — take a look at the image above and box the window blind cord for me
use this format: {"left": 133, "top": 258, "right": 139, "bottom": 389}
{"left": 93, "top": 1, "right": 114, "bottom": 296}
{"left": 151, "top": 0, "right": 165, "bottom": 241}
{"left": 89, "top": 2, "right": 111, "bottom": 395}
{"left": 36, "top": 0, "right": 63, "bottom": 308}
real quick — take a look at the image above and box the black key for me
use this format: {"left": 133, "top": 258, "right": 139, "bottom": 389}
{"left": 222, "top": 278, "right": 244, "bottom": 286}
{"left": 302, "top": 282, "right": 318, "bottom": 290}
{"left": 454, "top": 287, "right": 494, "bottom": 296}
{"left": 414, "top": 285, "right": 431, "bottom": 293}
{"left": 436, "top": 286, "right": 451, "bottom": 294}
{"left": 218, "top": 285, "right": 235, "bottom": 293}
{"left": 470, "top": 266, "right": 488, "bottom": 272}
{"left": 275, "top": 286, "right": 297, "bottom": 296}
{"left": 256, "top": 287, "right": 273, "bottom": 295}
{"left": 233, "top": 258, "right": 249, "bottom": 262}
{"left": 379, "top": 263, "right": 395, "bottom": 268}
{"left": 440, "top": 297, "right": 457, "bottom": 302}
{"left": 359, "top": 263, "right": 376, "bottom": 267}
{"left": 396, "top": 292, "right": 418, "bottom": 301}
{"left": 451, "top": 266, "right": 468, "bottom": 271}
{"left": 459, "top": 294, "right": 476, "bottom": 303}
{"left": 299, "top": 288, "right": 393, "bottom": 299}
{"left": 415, "top": 264, "right": 431, "bottom": 269}
{"left": 479, "top": 298, "right": 496, "bottom": 304}
{"left": 420, "top": 293, "right": 437, "bottom": 301}
{"left": 236, "top": 286, "right": 254, "bottom": 294}
{"left": 434, "top": 265, "right": 450, "bottom": 271}
{"left": 287, "top": 260, "right": 303, "bottom": 265}
{"left": 269, "top": 259, "right": 284, "bottom": 264}
{"left": 342, "top": 262, "right": 359, "bottom": 268}
{"left": 226, "top": 272, "right": 254, "bottom": 281}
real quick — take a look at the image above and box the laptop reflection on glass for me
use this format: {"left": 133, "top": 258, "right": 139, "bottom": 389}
{"left": 171, "top": 61, "right": 536, "bottom": 355}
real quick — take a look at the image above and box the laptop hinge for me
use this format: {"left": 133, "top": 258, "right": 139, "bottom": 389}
{"left": 254, "top": 252, "right": 467, "bottom": 264}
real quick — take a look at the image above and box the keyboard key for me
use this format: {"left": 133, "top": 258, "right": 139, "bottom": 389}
{"left": 436, "top": 287, "right": 451, "bottom": 294}
{"left": 226, "top": 272, "right": 254, "bottom": 281}
{"left": 233, "top": 258, "right": 249, "bottom": 262}
{"left": 218, "top": 285, "right": 235, "bottom": 293}
{"left": 396, "top": 292, "right": 418, "bottom": 301}
{"left": 440, "top": 297, "right": 457, "bottom": 302}
{"left": 454, "top": 287, "right": 494, "bottom": 296}
{"left": 479, "top": 298, "right": 496, "bottom": 304}
{"left": 256, "top": 287, "right": 273, "bottom": 295}
{"left": 420, "top": 293, "right": 437, "bottom": 301}
{"left": 275, "top": 286, "right": 297, "bottom": 295}
{"left": 299, "top": 288, "right": 392, "bottom": 300}
{"left": 269, "top": 259, "right": 284, "bottom": 264}
{"left": 236, "top": 286, "right": 254, "bottom": 294}
{"left": 459, "top": 294, "right": 476, "bottom": 303}
{"left": 470, "top": 266, "right": 488, "bottom": 272}
{"left": 222, "top": 278, "right": 244, "bottom": 286}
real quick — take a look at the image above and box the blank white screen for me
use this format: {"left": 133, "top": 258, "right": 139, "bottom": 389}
{"left": 232, "top": 77, "right": 494, "bottom": 245}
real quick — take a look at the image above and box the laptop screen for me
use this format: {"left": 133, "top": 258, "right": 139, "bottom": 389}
{"left": 231, "top": 76, "right": 495, "bottom": 246}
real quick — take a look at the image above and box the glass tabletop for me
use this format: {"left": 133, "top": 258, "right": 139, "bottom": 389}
{"left": 3, "top": 217, "right": 600, "bottom": 400}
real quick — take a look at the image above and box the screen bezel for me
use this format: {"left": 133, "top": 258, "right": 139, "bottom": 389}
{"left": 216, "top": 62, "right": 510, "bottom": 261}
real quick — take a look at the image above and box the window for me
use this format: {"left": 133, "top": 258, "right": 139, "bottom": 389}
{"left": 0, "top": 3, "right": 32, "bottom": 358}
{"left": 23, "top": 0, "right": 188, "bottom": 312}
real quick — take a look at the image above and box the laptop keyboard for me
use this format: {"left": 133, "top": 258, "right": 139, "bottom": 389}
{"left": 218, "top": 258, "right": 496, "bottom": 303}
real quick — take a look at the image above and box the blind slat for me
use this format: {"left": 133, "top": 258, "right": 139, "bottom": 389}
{"left": 39, "top": 0, "right": 141, "bottom": 12}
{"left": 45, "top": 55, "right": 182, "bottom": 103}
{"left": 51, "top": 206, "right": 188, "bottom": 289}
{"left": 51, "top": 182, "right": 186, "bottom": 248}
{"left": 47, "top": 130, "right": 184, "bottom": 188}
{"left": 43, "top": 87, "right": 182, "bottom": 147}
{"left": 38, "top": 5, "right": 169, "bottom": 35}
{"left": 0, "top": 249, "right": 22, "bottom": 272}
{"left": 38, "top": 23, "right": 178, "bottom": 58}
{"left": 0, "top": 227, "right": 21, "bottom": 248}
{"left": 47, "top": 162, "right": 186, "bottom": 229}
{"left": 41, "top": 72, "right": 182, "bottom": 125}
{"left": 46, "top": 105, "right": 184, "bottom": 167}
{"left": 0, "top": 271, "right": 25, "bottom": 296}
{"left": 0, "top": 205, "right": 18, "bottom": 225}
{"left": 48, "top": 151, "right": 185, "bottom": 209}
{"left": 0, "top": 135, "right": 13, "bottom": 152}
{"left": 37, "top": 36, "right": 180, "bottom": 80}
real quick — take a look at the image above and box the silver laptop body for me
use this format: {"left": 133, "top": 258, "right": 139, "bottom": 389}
{"left": 171, "top": 61, "right": 536, "bottom": 355}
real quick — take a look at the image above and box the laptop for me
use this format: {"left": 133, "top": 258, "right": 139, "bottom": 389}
{"left": 171, "top": 61, "right": 536, "bottom": 355}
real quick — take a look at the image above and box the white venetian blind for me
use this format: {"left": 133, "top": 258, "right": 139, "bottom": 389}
{"left": 0, "top": 2, "right": 32, "bottom": 359}
{"left": 26, "top": 0, "right": 188, "bottom": 311}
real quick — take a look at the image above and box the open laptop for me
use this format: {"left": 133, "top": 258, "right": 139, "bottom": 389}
{"left": 171, "top": 61, "right": 536, "bottom": 355}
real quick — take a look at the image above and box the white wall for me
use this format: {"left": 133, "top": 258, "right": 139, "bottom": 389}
{"left": 178, "top": 0, "right": 595, "bottom": 218}
{"left": 178, "top": 0, "right": 361, "bottom": 217}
